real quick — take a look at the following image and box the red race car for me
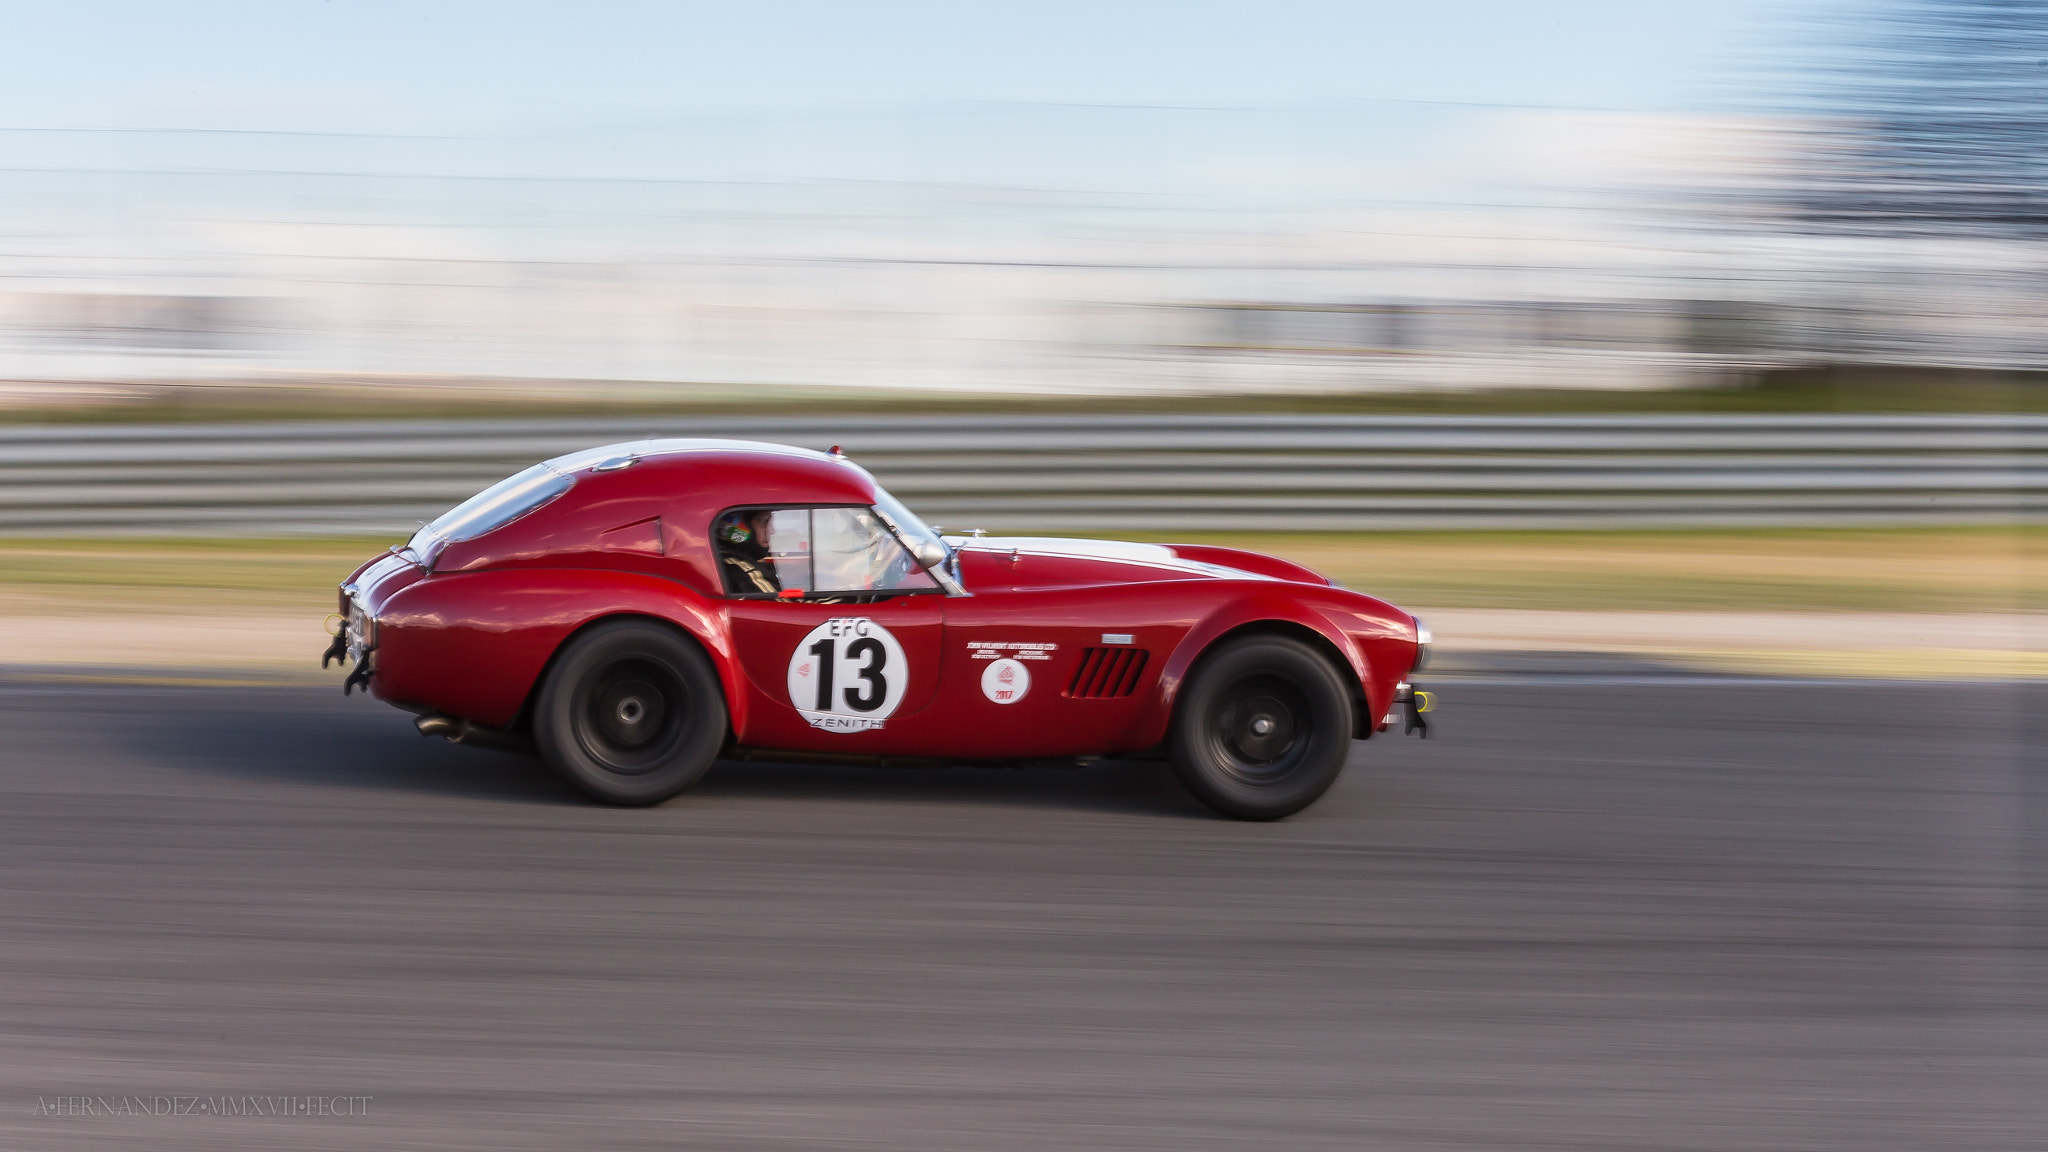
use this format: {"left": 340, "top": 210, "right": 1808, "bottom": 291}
{"left": 327, "top": 440, "right": 1431, "bottom": 819}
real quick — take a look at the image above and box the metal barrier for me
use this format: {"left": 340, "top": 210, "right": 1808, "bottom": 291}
{"left": 0, "top": 413, "right": 2041, "bottom": 535}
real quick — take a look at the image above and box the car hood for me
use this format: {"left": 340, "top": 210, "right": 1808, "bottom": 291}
{"left": 948, "top": 536, "right": 1330, "bottom": 592}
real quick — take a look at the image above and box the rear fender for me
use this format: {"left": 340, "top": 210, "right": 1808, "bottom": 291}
{"left": 341, "top": 547, "right": 406, "bottom": 588}
{"left": 372, "top": 568, "right": 740, "bottom": 732}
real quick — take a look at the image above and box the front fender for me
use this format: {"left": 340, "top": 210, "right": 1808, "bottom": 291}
{"left": 1135, "top": 589, "right": 1412, "bottom": 749}
{"left": 371, "top": 567, "right": 739, "bottom": 732}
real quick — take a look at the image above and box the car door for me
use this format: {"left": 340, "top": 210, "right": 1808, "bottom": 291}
{"left": 719, "top": 505, "right": 946, "bottom": 752}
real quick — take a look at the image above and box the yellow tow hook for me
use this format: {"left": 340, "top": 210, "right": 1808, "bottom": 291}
{"left": 1402, "top": 686, "right": 1433, "bottom": 738}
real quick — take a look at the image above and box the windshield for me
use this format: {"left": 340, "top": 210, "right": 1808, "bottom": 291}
{"left": 870, "top": 485, "right": 943, "bottom": 554}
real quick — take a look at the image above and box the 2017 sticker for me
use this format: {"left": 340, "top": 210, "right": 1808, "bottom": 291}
{"left": 787, "top": 617, "right": 907, "bottom": 731}
{"left": 980, "top": 657, "right": 1030, "bottom": 705}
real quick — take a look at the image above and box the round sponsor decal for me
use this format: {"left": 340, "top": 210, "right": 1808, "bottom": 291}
{"left": 980, "top": 657, "right": 1030, "bottom": 705}
{"left": 786, "top": 617, "right": 908, "bottom": 732}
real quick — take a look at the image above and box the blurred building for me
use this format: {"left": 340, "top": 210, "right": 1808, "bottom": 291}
{"left": 2, "top": 103, "right": 2044, "bottom": 402}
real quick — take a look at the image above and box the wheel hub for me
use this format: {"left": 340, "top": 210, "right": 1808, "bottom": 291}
{"left": 1224, "top": 692, "right": 1298, "bottom": 764}
{"left": 596, "top": 677, "right": 667, "bottom": 748}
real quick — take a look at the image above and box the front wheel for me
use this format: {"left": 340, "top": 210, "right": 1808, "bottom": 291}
{"left": 1169, "top": 636, "right": 1355, "bottom": 820}
{"left": 534, "top": 619, "right": 727, "bottom": 806}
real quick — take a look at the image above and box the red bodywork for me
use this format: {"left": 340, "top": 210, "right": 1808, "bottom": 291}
{"left": 339, "top": 441, "right": 1425, "bottom": 759}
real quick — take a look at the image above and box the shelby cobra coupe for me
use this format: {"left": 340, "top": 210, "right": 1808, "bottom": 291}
{"left": 327, "top": 440, "right": 1431, "bottom": 819}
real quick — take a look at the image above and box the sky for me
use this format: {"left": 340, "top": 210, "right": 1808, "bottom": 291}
{"left": 0, "top": 0, "right": 1797, "bottom": 136}
{"left": 0, "top": 0, "right": 1931, "bottom": 392}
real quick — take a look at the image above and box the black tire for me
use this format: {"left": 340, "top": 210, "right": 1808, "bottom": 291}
{"left": 534, "top": 619, "right": 727, "bottom": 806}
{"left": 1168, "top": 635, "right": 1355, "bottom": 821}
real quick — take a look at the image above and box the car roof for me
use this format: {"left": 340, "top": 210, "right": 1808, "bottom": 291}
{"left": 426, "top": 438, "right": 888, "bottom": 587}
{"left": 542, "top": 438, "right": 835, "bottom": 473}
{"left": 549, "top": 438, "right": 886, "bottom": 512}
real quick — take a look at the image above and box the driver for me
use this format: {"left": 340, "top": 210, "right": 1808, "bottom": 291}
{"left": 714, "top": 509, "right": 781, "bottom": 595}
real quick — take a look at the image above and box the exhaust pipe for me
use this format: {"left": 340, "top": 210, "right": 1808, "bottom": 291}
{"left": 414, "top": 714, "right": 463, "bottom": 739}
{"left": 414, "top": 713, "right": 531, "bottom": 753}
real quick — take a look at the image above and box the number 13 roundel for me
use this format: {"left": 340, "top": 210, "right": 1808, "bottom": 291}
{"left": 785, "top": 617, "right": 909, "bottom": 732}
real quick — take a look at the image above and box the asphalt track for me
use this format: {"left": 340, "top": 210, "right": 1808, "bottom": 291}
{"left": 2, "top": 676, "right": 2042, "bottom": 1151}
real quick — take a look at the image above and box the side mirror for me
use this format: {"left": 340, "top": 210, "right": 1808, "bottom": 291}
{"left": 907, "top": 536, "right": 949, "bottom": 570}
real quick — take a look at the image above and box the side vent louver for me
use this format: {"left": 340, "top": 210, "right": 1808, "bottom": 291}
{"left": 1066, "top": 647, "right": 1149, "bottom": 699}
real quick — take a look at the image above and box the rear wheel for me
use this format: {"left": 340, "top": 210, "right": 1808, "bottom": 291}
{"left": 1169, "top": 636, "right": 1355, "bottom": 820}
{"left": 534, "top": 619, "right": 727, "bottom": 806}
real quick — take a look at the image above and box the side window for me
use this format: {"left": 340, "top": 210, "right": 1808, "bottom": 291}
{"left": 713, "top": 506, "right": 937, "bottom": 598}
{"left": 714, "top": 508, "right": 812, "bottom": 596}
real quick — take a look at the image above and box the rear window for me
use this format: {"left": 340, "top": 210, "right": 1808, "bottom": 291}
{"left": 408, "top": 463, "right": 573, "bottom": 565}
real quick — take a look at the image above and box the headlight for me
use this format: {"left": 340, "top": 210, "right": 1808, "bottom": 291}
{"left": 1411, "top": 615, "right": 1431, "bottom": 672}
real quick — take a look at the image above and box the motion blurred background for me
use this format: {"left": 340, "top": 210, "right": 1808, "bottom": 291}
{"left": 0, "top": 0, "right": 2038, "bottom": 675}
{"left": 2, "top": 7, "right": 2043, "bottom": 1151}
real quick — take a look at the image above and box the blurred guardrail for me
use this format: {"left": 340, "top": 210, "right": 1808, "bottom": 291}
{"left": 0, "top": 413, "right": 2041, "bottom": 535}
